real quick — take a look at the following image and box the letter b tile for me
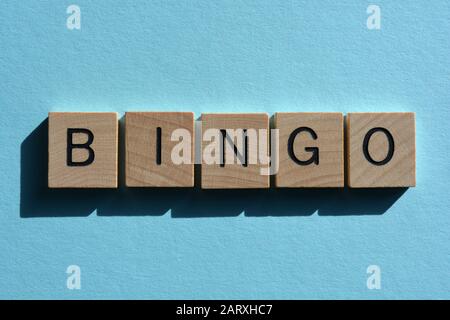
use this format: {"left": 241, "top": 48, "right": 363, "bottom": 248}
{"left": 275, "top": 112, "right": 344, "bottom": 187}
{"left": 48, "top": 112, "right": 118, "bottom": 188}
{"left": 346, "top": 112, "right": 416, "bottom": 188}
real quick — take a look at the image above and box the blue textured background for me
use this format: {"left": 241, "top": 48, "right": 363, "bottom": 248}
{"left": 0, "top": 1, "right": 449, "bottom": 299}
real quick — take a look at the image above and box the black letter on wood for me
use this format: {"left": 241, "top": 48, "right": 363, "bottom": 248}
{"left": 288, "top": 127, "right": 319, "bottom": 165}
{"left": 363, "top": 127, "right": 395, "bottom": 166}
{"left": 67, "top": 128, "right": 95, "bottom": 166}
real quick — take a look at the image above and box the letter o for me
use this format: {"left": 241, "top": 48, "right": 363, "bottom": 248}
{"left": 363, "top": 127, "right": 395, "bottom": 166}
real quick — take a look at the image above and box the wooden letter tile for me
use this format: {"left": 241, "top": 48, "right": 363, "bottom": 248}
{"left": 275, "top": 112, "right": 344, "bottom": 188}
{"left": 201, "top": 113, "right": 270, "bottom": 189}
{"left": 125, "top": 112, "right": 194, "bottom": 187}
{"left": 346, "top": 112, "right": 416, "bottom": 188}
{"left": 48, "top": 112, "right": 118, "bottom": 188}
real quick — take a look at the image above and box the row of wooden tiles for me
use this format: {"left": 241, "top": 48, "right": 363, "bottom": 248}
{"left": 48, "top": 112, "right": 415, "bottom": 189}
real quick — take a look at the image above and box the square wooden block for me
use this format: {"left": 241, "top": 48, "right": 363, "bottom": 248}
{"left": 347, "top": 112, "right": 416, "bottom": 188}
{"left": 48, "top": 112, "right": 118, "bottom": 188}
{"left": 201, "top": 113, "right": 270, "bottom": 189}
{"left": 125, "top": 112, "right": 194, "bottom": 187}
{"left": 275, "top": 112, "right": 344, "bottom": 188}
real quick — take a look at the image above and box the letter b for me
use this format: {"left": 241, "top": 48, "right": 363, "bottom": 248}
{"left": 67, "top": 128, "right": 95, "bottom": 166}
